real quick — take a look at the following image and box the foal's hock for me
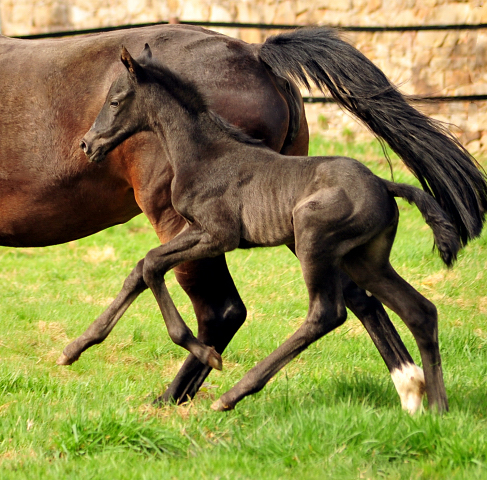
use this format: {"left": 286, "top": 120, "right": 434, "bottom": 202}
{"left": 81, "top": 45, "right": 461, "bottom": 412}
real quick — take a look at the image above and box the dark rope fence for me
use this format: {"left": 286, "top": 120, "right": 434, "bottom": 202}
{"left": 303, "top": 95, "right": 487, "bottom": 104}
{"left": 10, "top": 19, "right": 487, "bottom": 103}
{"left": 11, "top": 19, "right": 487, "bottom": 38}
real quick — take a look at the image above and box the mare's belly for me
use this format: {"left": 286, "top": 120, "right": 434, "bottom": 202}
{"left": 0, "top": 188, "right": 140, "bottom": 248}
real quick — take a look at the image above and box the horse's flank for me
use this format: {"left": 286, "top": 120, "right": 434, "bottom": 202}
{"left": 0, "top": 25, "right": 298, "bottom": 247}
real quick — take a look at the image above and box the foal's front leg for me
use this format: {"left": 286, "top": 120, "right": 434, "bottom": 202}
{"left": 58, "top": 252, "right": 246, "bottom": 402}
{"left": 158, "top": 255, "right": 246, "bottom": 405}
{"left": 57, "top": 251, "right": 221, "bottom": 368}
{"left": 58, "top": 258, "right": 148, "bottom": 365}
{"left": 141, "top": 226, "right": 231, "bottom": 370}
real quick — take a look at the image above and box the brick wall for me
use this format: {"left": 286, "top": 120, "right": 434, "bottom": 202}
{"left": 1, "top": 0, "right": 485, "bottom": 152}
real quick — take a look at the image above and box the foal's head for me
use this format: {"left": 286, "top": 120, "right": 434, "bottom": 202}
{"left": 81, "top": 44, "right": 261, "bottom": 163}
{"left": 80, "top": 45, "right": 151, "bottom": 163}
{"left": 80, "top": 44, "right": 206, "bottom": 163}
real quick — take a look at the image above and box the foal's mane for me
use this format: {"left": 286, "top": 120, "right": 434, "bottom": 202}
{"left": 140, "top": 58, "right": 264, "bottom": 147}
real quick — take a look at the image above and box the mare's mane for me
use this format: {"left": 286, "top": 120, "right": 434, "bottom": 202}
{"left": 139, "top": 57, "right": 264, "bottom": 147}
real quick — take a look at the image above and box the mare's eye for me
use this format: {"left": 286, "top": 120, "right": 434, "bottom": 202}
{"left": 110, "top": 100, "right": 120, "bottom": 108}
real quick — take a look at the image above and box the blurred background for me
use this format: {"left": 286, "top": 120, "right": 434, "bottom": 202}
{"left": 0, "top": 0, "right": 485, "bottom": 153}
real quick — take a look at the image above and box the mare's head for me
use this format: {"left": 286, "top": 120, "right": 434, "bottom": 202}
{"left": 80, "top": 44, "right": 155, "bottom": 163}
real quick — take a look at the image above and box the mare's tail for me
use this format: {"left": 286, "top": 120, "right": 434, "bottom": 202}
{"left": 384, "top": 180, "right": 461, "bottom": 267}
{"left": 259, "top": 27, "right": 487, "bottom": 247}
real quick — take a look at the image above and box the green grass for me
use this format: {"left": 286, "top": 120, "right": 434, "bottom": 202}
{"left": 0, "top": 137, "right": 486, "bottom": 478}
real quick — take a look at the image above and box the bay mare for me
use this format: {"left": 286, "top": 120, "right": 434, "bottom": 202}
{"left": 81, "top": 45, "right": 463, "bottom": 412}
{"left": 2, "top": 25, "right": 486, "bottom": 411}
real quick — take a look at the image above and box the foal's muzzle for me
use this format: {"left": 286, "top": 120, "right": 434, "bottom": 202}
{"left": 79, "top": 135, "right": 105, "bottom": 163}
{"left": 79, "top": 139, "right": 89, "bottom": 154}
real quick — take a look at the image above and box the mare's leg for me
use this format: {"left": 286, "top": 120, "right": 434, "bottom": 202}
{"left": 158, "top": 256, "right": 246, "bottom": 404}
{"left": 342, "top": 235, "right": 448, "bottom": 412}
{"left": 341, "top": 273, "right": 425, "bottom": 413}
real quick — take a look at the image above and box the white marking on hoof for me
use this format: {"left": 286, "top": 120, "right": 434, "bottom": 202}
{"left": 391, "top": 363, "right": 425, "bottom": 414}
{"left": 365, "top": 290, "right": 373, "bottom": 297}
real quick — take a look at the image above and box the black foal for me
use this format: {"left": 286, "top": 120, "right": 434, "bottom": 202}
{"left": 79, "top": 45, "right": 462, "bottom": 412}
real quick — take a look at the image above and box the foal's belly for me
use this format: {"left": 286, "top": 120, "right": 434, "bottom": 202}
{"left": 240, "top": 205, "right": 295, "bottom": 248}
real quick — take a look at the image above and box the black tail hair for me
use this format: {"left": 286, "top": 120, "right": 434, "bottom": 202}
{"left": 259, "top": 27, "right": 487, "bottom": 246}
{"left": 384, "top": 180, "right": 460, "bottom": 267}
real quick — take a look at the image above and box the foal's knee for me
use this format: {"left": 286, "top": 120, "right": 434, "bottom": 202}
{"left": 166, "top": 324, "right": 193, "bottom": 348}
{"left": 142, "top": 249, "right": 165, "bottom": 286}
{"left": 123, "top": 259, "right": 147, "bottom": 292}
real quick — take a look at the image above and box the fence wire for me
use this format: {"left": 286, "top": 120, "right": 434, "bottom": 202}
{"left": 9, "top": 19, "right": 487, "bottom": 103}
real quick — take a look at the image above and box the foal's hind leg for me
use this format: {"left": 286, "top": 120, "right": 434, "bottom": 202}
{"left": 341, "top": 273, "right": 425, "bottom": 414}
{"left": 343, "top": 243, "right": 448, "bottom": 412}
{"left": 290, "top": 242, "right": 424, "bottom": 412}
{"left": 212, "top": 257, "right": 347, "bottom": 411}
{"left": 212, "top": 195, "right": 352, "bottom": 411}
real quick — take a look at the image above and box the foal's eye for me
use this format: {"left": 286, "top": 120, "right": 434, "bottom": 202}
{"left": 110, "top": 100, "right": 120, "bottom": 108}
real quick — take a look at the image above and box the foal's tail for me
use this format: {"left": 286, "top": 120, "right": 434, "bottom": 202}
{"left": 384, "top": 180, "right": 461, "bottom": 267}
{"left": 259, "top": 27, "right": 487, "bottom": 247}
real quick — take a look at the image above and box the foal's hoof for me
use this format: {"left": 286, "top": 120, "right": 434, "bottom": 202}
{"left": 211, "top": 398, "right": 234, "bottom": 412}
{"left": 56, "top": 352, "right": 75, "bottom": 366}
{"left": 207, "top": 348, "right": 223, "bottom": 371}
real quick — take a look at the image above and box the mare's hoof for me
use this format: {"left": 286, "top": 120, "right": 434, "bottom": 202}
{"left": 211, "top": 398, "right": 234, "bottom": 412}
{"left": 56, "top": 352, "right": 75, "bottom": 366}
{"left": 207, "top": 348, "right": 223, "bottom": 371}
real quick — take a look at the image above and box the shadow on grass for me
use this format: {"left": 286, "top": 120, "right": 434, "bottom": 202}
{"left": 255, "top": 372, "right": 400, "bottom": 415}
{"left": 261, "top": 370, "right": 486, "bottom": 417}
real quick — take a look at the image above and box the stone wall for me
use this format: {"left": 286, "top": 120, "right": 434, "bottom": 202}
{"left": 1, "top": 0, "right": 486, "bottom": 152}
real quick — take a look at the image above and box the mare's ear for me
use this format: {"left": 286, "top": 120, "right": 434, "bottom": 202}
{"left": 120, "top": 46, "right": 143, "bottom": 78}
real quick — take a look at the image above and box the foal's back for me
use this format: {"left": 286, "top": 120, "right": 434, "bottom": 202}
{"left": 204, "top": 144, "right": 397, "bottom": 251}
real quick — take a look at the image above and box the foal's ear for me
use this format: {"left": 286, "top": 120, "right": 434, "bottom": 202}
{"left": 120, "top": 46, "right": 142, "bottom": 78}
{"left": 142, "top": 43, "right": 153, "bottom": 61}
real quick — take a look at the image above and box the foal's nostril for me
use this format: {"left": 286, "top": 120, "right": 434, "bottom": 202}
{"left": 79, "top": 139, "right": 88, "bottom": 153}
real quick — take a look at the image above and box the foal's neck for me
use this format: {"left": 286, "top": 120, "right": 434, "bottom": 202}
{"left": 147, "top": 89, "right": 234, "bottom": 172}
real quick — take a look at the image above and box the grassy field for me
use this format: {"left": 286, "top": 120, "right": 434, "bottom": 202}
{"left": 0, "top": 137, "right": 486, "bottom": 479}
